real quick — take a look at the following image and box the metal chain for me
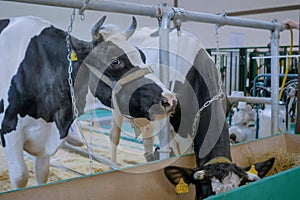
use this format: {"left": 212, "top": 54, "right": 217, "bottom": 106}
{"left": 79, "top": 0, "right": 91, "bottom": 20}
{"left": 191, "top": 24, "right": 225, "bottom": 138}
{"left": 215, "top": 24, "right": 225, "bottom": 100}
{"left": 66, "top": 8, "right": 94, "bottom": 174}
{"left": 88, "top": 112, "right": 95, "bottom": 171}
{"left": 66, "top": 9, "right": 78, "bottom": 118}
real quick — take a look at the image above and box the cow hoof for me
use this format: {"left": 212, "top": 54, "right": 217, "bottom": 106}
{"left": 66, "top": 135, "right": 84, "bottom": 147}
{"left": 144, "top": 152, "right": 155, "bottom": 162}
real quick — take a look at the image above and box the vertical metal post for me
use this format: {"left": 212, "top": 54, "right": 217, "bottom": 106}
{"left": 295, "top": 13, "right": 300, "bottom": 134}
{"left": 238, "top": 48, "right": 247, "bottom": 93}
{"left": 270, "top": 26, "right": 280, "bottom": 135}
{"left": 158, "top": 5, "right": 171, "bottom": 160}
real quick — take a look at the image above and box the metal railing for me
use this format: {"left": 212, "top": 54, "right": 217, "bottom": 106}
{"left": 208, "top": 46, "right": 299, "bottom": 97}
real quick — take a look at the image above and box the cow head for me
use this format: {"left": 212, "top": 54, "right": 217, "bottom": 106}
{"left": 164, "top": 157, "right": 274, "bottom": 200}
{"left": 76, "top": 16, "right": 177, "bottom": 122}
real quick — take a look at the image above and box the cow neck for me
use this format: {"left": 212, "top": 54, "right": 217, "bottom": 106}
{"left": 84, "top": 60, "right": 152, "bottom": 129}
{"left": 84, "top": 62, "right": 114, "bottom": 88}
{"left": 111, "top": 67, "right": 153, "bottom": 133}
{"left": 110, "top": 67, "right": 152, "bottom": 121}
{"left": 203, "top": 157, "right": 232, "bottom": 166}
{"left": 84, "top": 61, "right": 152, "bottom": 93}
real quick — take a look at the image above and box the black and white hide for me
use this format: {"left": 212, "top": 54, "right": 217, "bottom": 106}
{"left": 109, "top": 27, "right": 203, "bottom": 163}
{"left": 149, "top": 29, "right": 275, "bottom": 199}
{"left": 0, "top": 16, "right": 176, "bottom": 189}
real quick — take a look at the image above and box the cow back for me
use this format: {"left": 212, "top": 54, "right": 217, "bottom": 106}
{"left": 0, "top": 16, "right": 51, "bottom": 114}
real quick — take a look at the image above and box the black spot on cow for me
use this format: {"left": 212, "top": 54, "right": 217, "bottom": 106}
{"left": 0, "top": 19, "right": 9, "bottom": 34}
{"left": 0, "top": 98, "right": 6, "bottom": 146}
{"left": 0, "top": 99, "right": 3, "bottom": 113}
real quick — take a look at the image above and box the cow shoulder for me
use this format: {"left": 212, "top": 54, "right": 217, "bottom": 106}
{"left": 1, "top": 17, "right": 88, "bottom": 140}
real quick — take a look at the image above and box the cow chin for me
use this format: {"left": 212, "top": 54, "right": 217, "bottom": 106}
{"left": 126, "top": 101, "right": 170, "bottom": 122}
{"left": 151, "top": 113, "right": 169, "bottom": 121}
{"left": 149, "top": 104, "right": 171, "bottom": 121}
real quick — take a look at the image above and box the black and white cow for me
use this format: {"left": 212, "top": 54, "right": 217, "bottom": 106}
{"left": 157, "top": 29, "right": 275, "bottom": 199}
{"left": 0, "top": 16, "right": 177, "bottom": 189}
{"left": 109, "top": 27, "right": 202, "bottom": 163}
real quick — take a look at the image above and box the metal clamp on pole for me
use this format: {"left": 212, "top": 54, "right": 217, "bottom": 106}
{"left": 172, "top": 7, "right": 186, "bottom": 36}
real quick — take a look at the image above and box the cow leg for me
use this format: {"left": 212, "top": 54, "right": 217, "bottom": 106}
{"left": 168, "top": 128, "right": 180, "bottom": 156}
{"left": 171, "top": 130, "right": 194, "bottom": 155}
{"left": 34, "top": 156, "right": 50, "bottom": 184}
{"left": 66, "top": 126, "right": 84, "bottom": 147}
{"left": 3, "top": 133, "right": 29, "bottom": 188}
{"left": 110, "top": 110, "right": 123, "bottom": 164}
{"left": 142, "top": 123, "right": 155, "bottom": 162}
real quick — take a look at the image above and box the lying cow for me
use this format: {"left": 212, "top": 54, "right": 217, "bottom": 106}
{"left": 0, "top": 16, "right": 176, "bottom": 189}
{"left": 159, "top": 30, "right": 274, "bottom": 199}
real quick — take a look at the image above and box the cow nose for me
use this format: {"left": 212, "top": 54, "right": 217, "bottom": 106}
{"left": 161, "top": 92, "right": 177, "bottom": 113}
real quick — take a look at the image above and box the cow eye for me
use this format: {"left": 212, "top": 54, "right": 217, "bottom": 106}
{"left": 111, "top": 58, "right": 121, "bottom": 66}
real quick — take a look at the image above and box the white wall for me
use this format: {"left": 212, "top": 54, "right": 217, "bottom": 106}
{"left": 0, "top": 0, "right": 298, "bottom": 48}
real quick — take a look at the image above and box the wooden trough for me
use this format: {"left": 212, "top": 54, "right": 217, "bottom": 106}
{"left": 0, "top": 134, "right": 299, "bottom": 200}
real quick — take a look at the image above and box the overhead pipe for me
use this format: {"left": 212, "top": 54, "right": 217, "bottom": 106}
{"left": 228, "top": 96, "right": 272, "bottom": 104}
{"left": 5, "top": 0, "right": 159, "bottom": 18}
{"left": 5, "top": 0, "right": 286, "bottom": 31}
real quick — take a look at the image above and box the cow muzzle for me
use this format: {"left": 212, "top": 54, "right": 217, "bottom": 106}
{"left": 147, "top": 92, "right": 177, "bottom": 121}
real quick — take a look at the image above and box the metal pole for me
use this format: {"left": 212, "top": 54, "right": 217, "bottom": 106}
{"left": 182, "top": 10, "right": 285, "bottom": 31}
{"left": 158, "top": 4, "right": 172, "bottom": 160}
{"left": 4, "top": 0, "right": 286, "bottom": 31}
{"left": 270, "top": 26, "right": 280, "bottom": 135}
{"left": 227, "top": 96, "right": 272, "bottom": 104}
{"left": 296, "top": 12, "right": 300, "bottom": 134}
{"left": 5, "top": 0, "right": 158, "bottom": 18}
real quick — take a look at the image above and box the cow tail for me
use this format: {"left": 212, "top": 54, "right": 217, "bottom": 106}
{"left": 0, "top": 99, "right": 5, "bottom": 147}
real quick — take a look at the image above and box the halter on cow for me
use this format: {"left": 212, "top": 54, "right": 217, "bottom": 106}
{"left": 0, "top": 16, "right": 176, "bottom": 189}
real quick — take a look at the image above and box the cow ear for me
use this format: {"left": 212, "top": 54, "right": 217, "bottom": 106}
{"left": 70, "top": 37, "right": 92, "bottom": 59}
{"left": 244, "top": 157, "right": 275, "bottom": 178}
{"left": 164, "top": 166, "right": 195, "bottom": 185}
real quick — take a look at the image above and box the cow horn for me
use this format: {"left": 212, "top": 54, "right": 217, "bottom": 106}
{"left": 193, "top": 170, "right": 206, "bottom": 180}
{"left": 125, "top": 16, "right": 137, "bottom": 39}
{"left": 91, "top": 16, "right": 107, "bottom": 40}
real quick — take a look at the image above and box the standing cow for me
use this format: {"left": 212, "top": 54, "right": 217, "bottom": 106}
{"left": 0, "top": 16, "right": 177, "bottom": 189}
{"left": 109, "top": 28, "right": 202, "bottom": 164}
{"left": 161, "top": 29, "right": 274, "bottom": 199}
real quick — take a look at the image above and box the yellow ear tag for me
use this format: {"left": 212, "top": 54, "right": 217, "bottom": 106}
{"left": 248, "top": 165, "right": 258, "bottom": 175}
{"left": 71, "top": 50, "right": 78, "bottom": 61}
{"left": 175, "top": 178, "right": 189, "bottom": 194}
